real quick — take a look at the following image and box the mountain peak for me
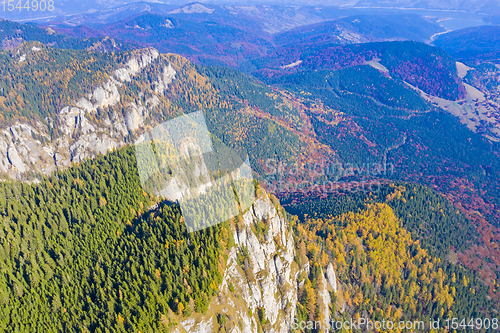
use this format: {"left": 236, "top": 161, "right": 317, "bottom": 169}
{"left": 168, "top": 2, "right": 215, "bottom": 14}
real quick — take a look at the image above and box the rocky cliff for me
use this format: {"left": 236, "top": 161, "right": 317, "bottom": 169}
{"left": 165, "top": 192, "right": 339, "bottom": 333}
{"left": 167, "top": 193, "right": 298, "bottom": 333}
{"left": 0, "top": 45, "right": 175, "bottom": 180}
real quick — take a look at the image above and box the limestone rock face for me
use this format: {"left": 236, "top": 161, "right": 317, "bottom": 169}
{"left": 317, "top": 269, "right": 332, "bottom": 332}
{"left": 170, "top": 193, "right": 300, "bottom": 333}
{"left": 0, "top": 47, "right": 175, "bottom": 180}
{"left": 155, "top": 63, "right": 176, "bottom": 94}
{"left": 114, "top": 48, "right": 160, "bottom": 82}
{"left": 124, "top": 104, "right": 146, "bottom": 132}
{"left": 7, "top": 144, "right": 26, "bottom": 173}
{"left": 232, "top": 196, "right": 297, "bottom": 332}
{"left": 168, "top": 193, "right": 342, "bottom": 333}
{"left": 325, "top": 263, "right": 338, "bottom": 292}
{"left": 0, "top": 45, "right": 340, "bottom": 331}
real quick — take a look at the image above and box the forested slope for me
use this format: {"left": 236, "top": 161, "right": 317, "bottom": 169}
{"left": 0, "top": 146, "right": 233, "bottom": 332}
{"left": 433, "top": 26, "right": 500, "bottom": 64}
{"left": 255, "top": 41, "right": 465, "bottom": 101}
{"left": 287, "top": 184, "right": 499, "bottom": 332}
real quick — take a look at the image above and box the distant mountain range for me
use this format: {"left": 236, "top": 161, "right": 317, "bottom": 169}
{"left": 350, "top": 0, "right": 500, "bottom": 14}
{"left": 46, "top": 3, "right": 327, "bottom": 32}
{"left": 0, "top": 19, "right": 134, "bottom": 51}
{"left": 2, "top": 0, "right": 497, "bottom": 27}
{"left": 274, "top": 14, "right": 443, "bottom": 45}
{"left": 39, "top": 10, "right": 444, "bottom": 68}
{"left": 207, "top": 0, "right": 500, "bottom": 14}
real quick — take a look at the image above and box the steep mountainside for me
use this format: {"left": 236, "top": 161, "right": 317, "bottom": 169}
{"left": 1, "top": 39, "right": 499, "bottom": 276}
{"left": 0, "top": 42, "right": 334, "bottom": 182}
{"left": 170, "top": 192, "right": 301, "bottom": 333}
{"left": 0, "top": 141, "right": 315, "bottom": 332}
{"left": 253, "top": 50, "right": 500, "bottom": 304}
{"left": 291, "top": 200, "right": 498, "bottom": 327}
{"left": 0, "top": 138, "right": 497, "bottom": 332}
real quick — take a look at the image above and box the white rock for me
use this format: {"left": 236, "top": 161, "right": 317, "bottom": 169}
{"left": 317, "top": 269, "right": 332, "bottom": 332}
{"left": 155, "top": 63, "right": 176, "bottom": 94}
{"left": 124, "top": 104, "right": 144, "bottom": 131}
{"left": 326, "top": 263, "right": 337, "bottom": 292}
{"left": 70, "top": 134, "right": 118, "bottom": 163}
{"left": 76, "top": 97, "right": 94, "bottom": 113}
{"left": 7, "top": 145, "right": 26, "bottom": 172}
{"left": 114, "top": 48, "right": 160, "bottom": 82}
{"left": 92, "top": 80, "right": 120, "bottom": 109}
{"left": 161, "top": 19, "right": 174, "bottom": 28}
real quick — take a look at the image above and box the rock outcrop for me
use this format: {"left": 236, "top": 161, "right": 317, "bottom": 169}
{"left": 317, "top": 269, "right": 332, "bottom": 333}
{"left": 170, "top": 193, "right": 300, "bottom": 333}
{"left": 325, "top": 263, "right": 338, "bottom": 292}
{"left": 167, "top": 191, "right": 340, "bottom": 333}
{"left": 0, "top": 47, "right": 175, "bottom": 180}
